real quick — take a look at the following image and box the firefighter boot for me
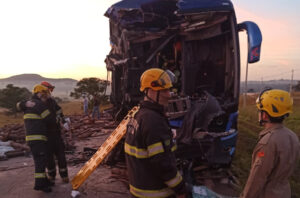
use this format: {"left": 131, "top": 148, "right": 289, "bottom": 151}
{"left": 46, "top": 178, "right": 55, "bottom": 186}
{"left": 59, "top": 167, "right": 69, "bottom": 183}
{"left": 47, "top": 174, "right": 55, "bottom": 183}
{"left": 62, "top": 177, "right": 69, "bottom": 183}
{"left": 34, "top": 186, "right": 52, "bottom": 193}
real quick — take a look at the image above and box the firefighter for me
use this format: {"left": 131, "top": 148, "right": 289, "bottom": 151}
{"left": 40, "top": 81, "right": 69, "bottom": 183}
{"left": 17, "top": 85, "right": 54, "bottom": 192}
{"left": 125, "top": 68, "right": 187, "bottom": 198}
{"left": 240, "top": 89, "right": 300, "bottom": 198}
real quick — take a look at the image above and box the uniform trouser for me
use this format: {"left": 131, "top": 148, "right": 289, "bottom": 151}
{"left": 92, "top": 106, "right": 100, "bottom": 119}
{"left": 28, "top": 141, "right": 48, "bottom": 188}
{"left": 83, "top": 105, "right": 88, "bottom": 116}
{"left": 47, "top": 135, "right": 68, "bottom": 178}
{"left": 130, "top": 194, "right": 176, "bottom": 198}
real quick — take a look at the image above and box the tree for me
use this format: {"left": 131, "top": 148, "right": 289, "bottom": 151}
{"left": 0, "top": 84, "right": 32, "bottom": 116}
{"left": 248, "top": 88, "right": 255, "bottom": 93}
{"left": 293, "top": 81, "right": 300, "bottom": 91}
{"left": 70, "top": 78, "right": 110, "bottom": 105}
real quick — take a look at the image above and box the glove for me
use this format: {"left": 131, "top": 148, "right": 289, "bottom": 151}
{"left": 172, "top": 129, "right": 177, "bottom": 138}
{"left": 25, "top": 101, "right": 36, "bottom": 108}
{"left": 63, "top": 123, "right": 70, "bottom": 131}
{"left": 65, "top": 117, "right": 71, "bottom": 124}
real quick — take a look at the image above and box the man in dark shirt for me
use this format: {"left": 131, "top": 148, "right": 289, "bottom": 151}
{"left": 92, "top": 95, "right": 100, "bottom": 120}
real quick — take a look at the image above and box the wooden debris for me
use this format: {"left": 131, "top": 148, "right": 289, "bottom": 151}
{"left": 5, "top": 150, "right": 26, "bottom": 158}
{"left": 10, "top": 142, "right": 30, "bottom": 151}
{"left": 0, "top": 113, "right": 116, "bottom": 159}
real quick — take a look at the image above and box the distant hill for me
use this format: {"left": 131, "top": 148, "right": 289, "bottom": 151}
{"left": 1, "top": 74, "right": 297, "bottom": 97}
{"left": 240, "top": 79, "right": 299, "bottom": 93}
{"left": 2, "top": 74, "right": 76, "bottom": 82}
{"left": 0, "top": 74, "right": 77, "bottom": 99}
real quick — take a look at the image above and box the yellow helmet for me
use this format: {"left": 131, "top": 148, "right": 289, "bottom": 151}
{"left": 256, "top": 89, "right": 293, "bottom": 118}
{"left": 140, "top": 68, "right": 176, "bottom": 92}
{"left": 33, "top": 84, "right": 49, "bottom": 94}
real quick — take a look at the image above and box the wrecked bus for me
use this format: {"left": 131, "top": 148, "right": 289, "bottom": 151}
{"left": 105, "top": 0, "right": 262, "bottom": 166}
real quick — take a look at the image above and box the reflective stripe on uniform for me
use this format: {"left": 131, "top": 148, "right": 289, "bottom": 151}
{"left": 125, "top": 143, "right": 148, "bottom": 159}
{"left": 171, "top": 144, "right": 177, "bottom": 152}
{"left": 59, "top": 168, "right": 67, "bottom": 172}
{"left": 24, "top": 110, "right": 50, "bottom": 120}
{"left": 147, "top": 142, "right": 164, "bottom": 157}
{"left": 34, "top": 173, "right": 46, "bottom": 178}
{"left": 26, "top": 135, "right": 47, "bottom": 141}
{"left": 125, "top": 142, "right": 165, "bottom": 159}
{"left": 41, "top": 109, "right": 50, "bottom": 118}
{"left": 24, "top": 113, "right": 41, "bottom": 119}
{"left": 164, "top": 139, "right": 177, "bottom": 152}
{"left": 130, "top": 185, "right": 174, "bottom": 198}
{"left": 47, "top": 168, "right": 56, "bottom": 173}
{"left": 165, "top": 171, "right": 183, "bottom": 188}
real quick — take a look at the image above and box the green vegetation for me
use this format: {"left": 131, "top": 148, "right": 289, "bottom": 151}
{"left": 70, "top": 78, "right": 110, "bottom": 107}
{"left": 0, "top": 84, "right": 32, "bottom": 116}
{"left": 233, "top": 102, "right": 300, "bottom": 197}
{"left": 293, "top": 81, "right": 300, "bottom": 91}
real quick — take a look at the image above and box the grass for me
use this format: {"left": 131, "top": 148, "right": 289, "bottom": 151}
{"left": 59, "top": 100, "right": 85, "bottom": 115}
{"left": 59, "top": 101, "right": 113, "bottom": 116}
{"left": 0, "top": 101, "right": 113, "bottom": 127}
{"left": 0, "top": 113, "right": 23, "bottom": 127}
{"left": 232, "top": 100, "right": 300, "bottom": 197}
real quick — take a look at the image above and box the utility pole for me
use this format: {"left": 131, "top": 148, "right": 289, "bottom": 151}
{"left": 243, "top": 62, "right": 249, "bottom": 107}
{"left": 261, "top": 77, "right": 264, "bottom": 92}
{"left": 289, "top": 69, "right": 294, "bottom": 95}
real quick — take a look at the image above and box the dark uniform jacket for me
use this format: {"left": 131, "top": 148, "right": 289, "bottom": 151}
{"left": 241, "top": 124, "right": 300, "bottom": 198}
{"left": 18, "top": 95, "right": 53, "bottom": 144}
{"left": 19, "top": 97, "right": 65, "bottom": 137}
{"left": 125, "top": 101, "right": 186, "bottom": 198}
{"left": 45, "top": 98, "right": 65, "bottom": 137}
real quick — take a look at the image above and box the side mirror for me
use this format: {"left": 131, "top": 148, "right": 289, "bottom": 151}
{"left": 238, "top": 21, "right": 262, "bottom": 63}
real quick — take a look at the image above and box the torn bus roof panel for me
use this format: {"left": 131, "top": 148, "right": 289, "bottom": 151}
{"left": 176, "top": 0, "right": 233, "bottom": 14}
{"left": 105, "top": 0, "right": 178, "bottom": 30}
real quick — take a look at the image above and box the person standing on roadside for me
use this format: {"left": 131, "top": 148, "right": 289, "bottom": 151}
{"left": 83, "top": 95, "right": 89, "bottom": 116}
{"left": 241, "top": 89, "right": 300, "bottom": 198}
{"left": 92, "top": 95, "right": 100, "bottom": 120}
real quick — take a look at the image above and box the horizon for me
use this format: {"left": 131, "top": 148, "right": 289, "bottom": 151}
{"left": 0, "top": 73, "right": 299, "bottom": 83}
{"left": 0, "top": 0, "right": 300, "bottom": 81}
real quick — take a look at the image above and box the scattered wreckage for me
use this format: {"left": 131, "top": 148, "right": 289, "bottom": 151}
{"left": 0, "top": 114, "right": 117, "bottom": 161}
{"left": 105, "top": 0, "right": 262, "bottom": 167}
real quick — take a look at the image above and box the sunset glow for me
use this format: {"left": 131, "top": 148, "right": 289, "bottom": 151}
{"left": 0, "top": 0, "right": 299, "bottom": 81}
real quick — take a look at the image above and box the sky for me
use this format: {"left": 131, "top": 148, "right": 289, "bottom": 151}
{"left": 0, "top": 0, "right": 299, "bottom": 81}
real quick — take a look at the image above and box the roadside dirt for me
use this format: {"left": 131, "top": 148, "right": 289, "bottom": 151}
{"left": 0, "top": 132, "right": 129, "bottom": 198}
{"left": 0, "top": 114, "right": 239, "bottom": 198}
